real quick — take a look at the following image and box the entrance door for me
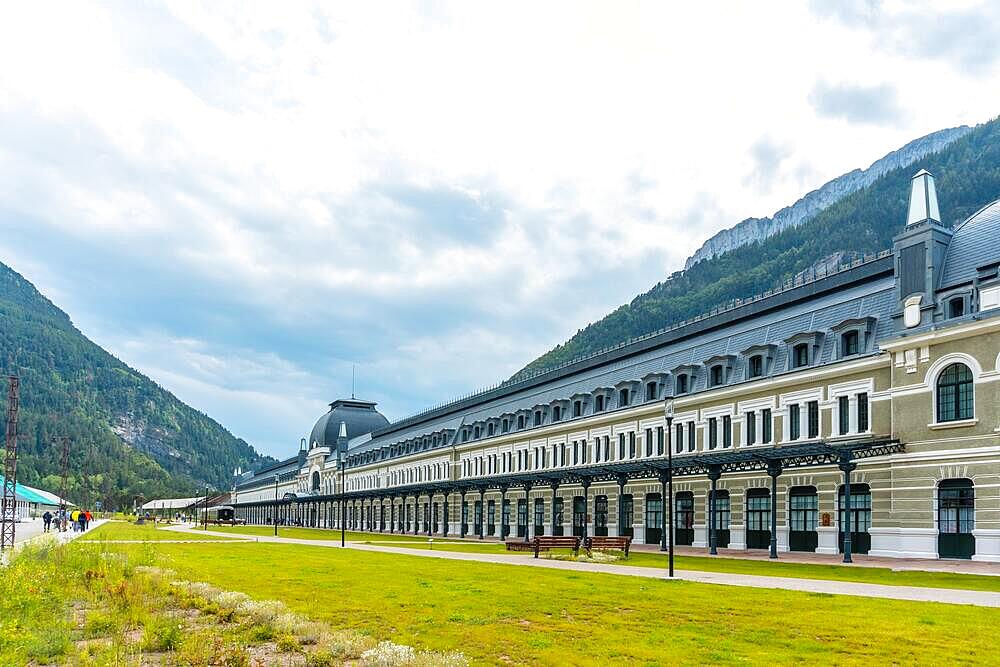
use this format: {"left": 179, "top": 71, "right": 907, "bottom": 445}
{"left": 746, "top": 488, "right": 770, "bottom": 549}
{"left": 620, "top": 494, "right": 634, "bottom": 538}
{"left": 517, "top": 499, "right": 528, "bottom": 538}
{"left": 533, "top": 498, "right": 544, "bottom": 536}
{"left": 789, "top": 486, "right": 818, "bottom": 552}
{"left": 939, "top": 479, "right": 975, "bottom": 559}
{"left": 674, "top": 492, "right": 694, "bottom": 546}
{"left": 594, "top": 495, "right": 609, "bottom": 536}
{"left": 838, "top": 484, "right": 871, "bottom": 554}
{"left": 644, "top": 493, "right": 663, "bottom": 544}
{"left": 572, "top": 496, "right": 586, "bottom": 537}
{"left": 462, "top": 502, "right": 469, "bottom": 536}
{"left": 487, "top": 500, "right": 495, "bottom": 536}
{"left": 474, "top": 500, "right": 483, "bottom": 536}
{"left": 711, "top": 490, "right": 730, "bottom": 548}
{"left": 553, "top": 497, "right": 565, "bottom": 536}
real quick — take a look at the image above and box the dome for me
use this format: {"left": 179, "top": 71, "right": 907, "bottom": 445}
{"left": 939, "top": 199, "right": 1000, "bottom": 290}
{"left": 308, "top": 399, "right": 389, "bottom": 450}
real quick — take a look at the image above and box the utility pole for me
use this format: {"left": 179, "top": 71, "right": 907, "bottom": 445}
{"left": 1, "top": 375, "right": 20, "bottom": 552}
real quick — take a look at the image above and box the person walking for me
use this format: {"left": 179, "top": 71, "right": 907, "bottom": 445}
{"left": 42, "top": 510, "right": 52, "bottom": 532}
{"left": 78, "top": 510, "right": 87, "bottom": 532}
{"left": 70, "top": 509, "right": 79, "bottom": 532}
{"left": 84, "top": 510, "right": 92, "bottom": 530}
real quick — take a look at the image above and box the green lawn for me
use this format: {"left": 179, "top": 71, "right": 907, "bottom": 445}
{"left": 89, "top": 539, "right": 1000, "bottom": 665}
{"left": 171, "top": 524, "right": 1000, "bottom": 593}
{"left": 79, "top": 521, "right": 238, "bottom": 541}
{"left": 208, "top": 524, "right": 448, "bottom": 543}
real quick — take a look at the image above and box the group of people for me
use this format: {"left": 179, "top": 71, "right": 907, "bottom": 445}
{"left": 41, "top": 508, "right": 92, "bottom": 533}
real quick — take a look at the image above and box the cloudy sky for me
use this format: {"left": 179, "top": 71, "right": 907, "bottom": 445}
{"left": 1, "top": 1, "right": 997, "bottom": 457}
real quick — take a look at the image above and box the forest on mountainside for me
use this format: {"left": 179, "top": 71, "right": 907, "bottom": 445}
{"left": 0, "top": 261, "right": 270, "bottom": 510}
{"left": 515, "top": 116, "right": 1000, "bottom": 379}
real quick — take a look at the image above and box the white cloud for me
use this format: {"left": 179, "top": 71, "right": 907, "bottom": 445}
{"left": 0, "top": 1, "right": 997, "bottom": 457}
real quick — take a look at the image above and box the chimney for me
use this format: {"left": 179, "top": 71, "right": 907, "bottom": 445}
{"left": 893, "top": 170, "right": 953, "bottom": 329}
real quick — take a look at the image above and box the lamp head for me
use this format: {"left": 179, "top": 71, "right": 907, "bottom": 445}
{"left": 664, "top": 397, "right": 675, "bottom": 422}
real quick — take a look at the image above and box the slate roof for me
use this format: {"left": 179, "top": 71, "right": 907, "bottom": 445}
{"left": 940, "top": 199, "right": 1000, "bottom": 290}
{"left": 346, "top": 255, "right": 898, "bottom": 465}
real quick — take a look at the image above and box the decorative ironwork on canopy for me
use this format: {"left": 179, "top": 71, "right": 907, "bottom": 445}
{"left": 235, "top": 439, "right": 903, "bottom": 506}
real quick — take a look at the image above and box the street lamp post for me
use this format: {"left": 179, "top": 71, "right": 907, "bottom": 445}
{"left": 203, "top": 485, "right": 209, "bottom": 531}
{"left": 664, "top": 398, "right": 675, "bottom": 578}
{"left": 273, "top": 474, "right": 279, "bottom": 537}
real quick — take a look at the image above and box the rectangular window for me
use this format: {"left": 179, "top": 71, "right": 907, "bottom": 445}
{"left": 595, "top": 395, "right": 605, "bottom": 412}
{"left": 688, "top": 422, "right": 695, "bottom": 452}
{"left": 858, "top": 393, "right": 869, "bottom": 432}
{"left": 675, "top": 423, "right": 684, "bottom": 453}
{"left": 534, "top": 411, "right": 542, "bottom": 426}
{"left": 808, "top": 400, "right": 819, "bottom": 438}
{"left": 790, "top": 404, "right": 801, "bottom": 440}
{"left": 573, "top": 401, "right": 582, "bottom": 417}
{"left": 656, "top": 426, "right": 664, "bottom": 455}
{"left": 573, "top": 441, "right": 579, "bottom": 465}
{"left": 603, "top": 436, "right": 610, "bottom": 461}
{"left": 619, "top": 388, "right": 630, "bottom": 407}
{"left": 746, "top": 411, "right": 756, "bottom": 445}
{"left": 722, "top": 415, "right": 732, "bottom": 448}
{"left": 618, "top": 433, "right": 626, "bottom": 460}
{"left": 553, "top": 405, "right": 562, "bottom": 422}
{"left": 645, "top": 428, "right": 653, "bottom": 457}
{"left": 708, "top": 417, "right": 718, "bottom": 449}
{"left": 838, "top": 395, "right": 850, "bottom": 435}
{"left": 762, "top": 409, "right": 772, "bottom": 443}
{"left": 629, "top": 432, "right": 636, "bottom": 458}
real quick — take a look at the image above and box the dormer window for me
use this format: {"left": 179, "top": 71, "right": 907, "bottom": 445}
{"left": 646, "top": 381, "right": 658, "bottom": 401}
{"left": 709, "top": 365, "right": 724, "bottom": 387}
{"left": 552, "top": 405, "right": 562, "bottom": 422}
{"left": 748, "top": 355, "right": 763, "bottom": 378}
{"left": 676, "top": 374, "right": 688, "bottom": 394}
{"left": 533, "top": 410, "right": 542, "bottom": 426}
{"left": 595, "top": 395, "right": 605, "bottom": 412}
{"left": 949, "top": 297, "right": 965, "bottom": 319}
{"left": 792, "top": 343, "right": 809, "bottom": 368}
{"left": 573, "top": 400, "right": 582, "bottom": 417}
{"left": 487, "top": 423, "right": 494, "bottom": 437}
{"left": 517, "top": 415, "right": 525, "bottom": 430}
{"left": 502, "top": 418, "right": 509, "bottom": 434}
{"left": 619, "top": 388, "right": 630, "bottom": 407}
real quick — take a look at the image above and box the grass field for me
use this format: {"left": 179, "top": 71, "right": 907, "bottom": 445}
{"left": 79, "top": 521, "right": 240, "bottom": 541}
{"left": 195, "top": 525, "right": 1000, "bottom": 593}
{"left": 208, "top": 524, "right": 435, "bottom": 542}
{"left": 83, "top": 538, "right": 1000, "bottom": 665}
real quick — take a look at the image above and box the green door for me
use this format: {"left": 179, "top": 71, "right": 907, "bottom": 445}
{"left": 838, "top": 484, "right": 871, "bottom": 554}
{"left": 939, "top": 479, "right": 975, "bottom": 559}
{"left": 594, "top": 495, "right": 609, "bottom": 536}
{"left": 674, "top": 492, "right": 694, "bottom": 546}
{"left": 788, "top": 486, "right": 818, "bottom": 552}
{"left": 746, "top": 489, "right": 770, "bottom": 549}
{"left": 572, "top": 496, "right": 586, "bottom": 537}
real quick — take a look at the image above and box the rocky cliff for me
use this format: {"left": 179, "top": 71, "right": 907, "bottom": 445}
{"left": 683, "top": 125, "right": 972, "bottom": 269}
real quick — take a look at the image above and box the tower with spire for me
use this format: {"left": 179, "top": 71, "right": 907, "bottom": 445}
{"left": 893, "top": 169, "right": 953, "bottom": 329}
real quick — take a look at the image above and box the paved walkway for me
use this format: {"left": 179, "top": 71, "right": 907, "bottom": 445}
{"left": 163, "top": 524, "right": 1000, "bottom": 608}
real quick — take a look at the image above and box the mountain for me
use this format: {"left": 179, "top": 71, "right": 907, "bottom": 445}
{"left": 684, "top": 125, "right": 972, "bottom": 269}
{"left": 516, "top": 116, "right": 1000, "bottom": 379}
{"left": 0, "top": 261, "right": 272, "bottom": 510}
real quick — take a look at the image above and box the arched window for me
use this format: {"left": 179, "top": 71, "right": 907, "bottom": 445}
{"left": 936, "top": 363, "right": 974, "bottom": 422}
{"left": 311, "top": 471, "right": 320, "bottom": 492}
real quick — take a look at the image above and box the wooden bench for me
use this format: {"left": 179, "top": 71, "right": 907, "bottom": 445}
{"left": 584, "top": 535, "right": 632, "bottom": 558}
{"left": 532, "top": 535, "right": 582, "bottom": 558}
{"left": 505, "top": 540, "right": 535, "bottom": 552}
